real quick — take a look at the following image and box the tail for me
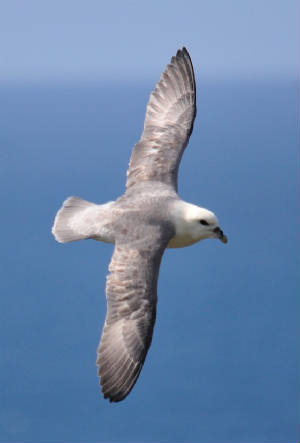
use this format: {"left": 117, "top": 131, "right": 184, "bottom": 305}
{"left": 52, "top": 196, "right": 98, "bottom": 243}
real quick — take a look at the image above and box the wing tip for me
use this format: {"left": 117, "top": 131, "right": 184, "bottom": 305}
{"left": 174, "top": 46, "right": 195, "bottom": 79}
{"left": 176, "top": 46, "right": 190, "bottom": 59}
{"left": 99, "top": 372, "right": 140, "bottom": 403}
{"left": 97, "top": 351, "right": 143, "bottom": 403}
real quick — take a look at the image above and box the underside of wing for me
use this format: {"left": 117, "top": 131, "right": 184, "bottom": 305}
{"left": 126, "top": 47, "right": 197, "bottom": 191}
{"left": 96, "top": 223, "right": 173, "bottom": 402}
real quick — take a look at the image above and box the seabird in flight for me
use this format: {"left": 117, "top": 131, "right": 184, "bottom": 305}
{"left": 52, "top": 47, "right": 227, "bottom": 402}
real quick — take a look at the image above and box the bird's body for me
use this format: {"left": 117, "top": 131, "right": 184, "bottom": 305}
{"left": 52, "top": 47, "right": 227, "bottom": 402}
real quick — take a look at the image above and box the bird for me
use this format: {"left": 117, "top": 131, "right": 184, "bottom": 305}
{"left": 52, "top": 47, "right": 227, "bottom": 402}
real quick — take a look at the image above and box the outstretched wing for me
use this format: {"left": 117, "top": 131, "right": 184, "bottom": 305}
{"left": 96, "top": 222, "right": 173, "bottom": 402}
{"left": 126, "top": 47, "right": 196, "bottom": 191}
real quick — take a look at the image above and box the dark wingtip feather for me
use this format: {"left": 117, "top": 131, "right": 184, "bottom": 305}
{"left": 182, "top": 47, "right": 193, "bottom": 69}
{"left": 99, "top": 363, "right": 143, "bottom": 402}
{"left": 176, "top": 46, "right": 190, "bottom": 58}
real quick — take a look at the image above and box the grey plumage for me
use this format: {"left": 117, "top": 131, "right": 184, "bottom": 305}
{"left": 52, "top": 47, "right": 227, "bottom": 402}
{"left": 97, "top": 215, "right": 174, "bottom": 401}
{"left": 126, "top": 48, "right": 196, "bottom": 191}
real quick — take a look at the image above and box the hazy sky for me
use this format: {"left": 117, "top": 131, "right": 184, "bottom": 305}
{"left": 0, "top": 0, "right": 299, "bottom": 83}
{"left": 0, "top": 1, "right": 299, "bottom": 442}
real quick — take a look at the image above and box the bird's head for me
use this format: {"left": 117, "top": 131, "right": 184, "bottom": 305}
{"left": 168, "top": 201, "right": 227, "bottom": 248}
{"left": 184, "top": 204, "right": 227, "bottom": 243}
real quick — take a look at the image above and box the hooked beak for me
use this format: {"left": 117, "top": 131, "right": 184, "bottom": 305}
{"left": 213, "top": 227, "right": 228, "bottom": 244}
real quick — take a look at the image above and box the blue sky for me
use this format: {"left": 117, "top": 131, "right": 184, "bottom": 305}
{"left": 0, "top": 0, "right": 299, "bottom": 83}
{"left": 0, "top": 1, "right": 299, "bottom": 442}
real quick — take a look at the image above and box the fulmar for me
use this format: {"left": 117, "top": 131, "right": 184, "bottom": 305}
{"left": 52, "top": 47, "right": 227, "bottom": 402}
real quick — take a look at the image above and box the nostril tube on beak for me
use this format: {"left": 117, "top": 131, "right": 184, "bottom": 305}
{"left": 213, "top": 227, "right": 228, "bottom": 244}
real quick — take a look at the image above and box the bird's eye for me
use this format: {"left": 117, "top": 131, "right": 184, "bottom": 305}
{"left": 199, "top": 219, "right": 209, "bottom": 226}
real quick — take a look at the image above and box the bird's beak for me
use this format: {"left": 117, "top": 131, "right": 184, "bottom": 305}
{"left": 213, "top": 227, "right": 228, "bottom": 244}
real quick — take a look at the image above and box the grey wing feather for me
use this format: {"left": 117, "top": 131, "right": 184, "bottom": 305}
{"left": 96, "top": 223, "right": 173, "bottom": 402}
{"left": 126, "top": 47, "right": 196, "bottom": 191}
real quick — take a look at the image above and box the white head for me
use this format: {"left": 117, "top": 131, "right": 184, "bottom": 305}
{"left": 168, "top": 201, "right": 227, "bottom": 248}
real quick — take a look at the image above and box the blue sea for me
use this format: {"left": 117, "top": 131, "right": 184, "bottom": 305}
{"left": 0, "top": 78, "right": 299, "bottom": 442}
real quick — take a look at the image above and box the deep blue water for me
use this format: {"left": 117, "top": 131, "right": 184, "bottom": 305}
{"left": 0, "top": 79, "right": 299, "bottom": 442}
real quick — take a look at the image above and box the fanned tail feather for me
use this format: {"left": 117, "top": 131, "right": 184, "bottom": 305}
{"left": 52, "top": 196, "right": 97, "bottom": 243}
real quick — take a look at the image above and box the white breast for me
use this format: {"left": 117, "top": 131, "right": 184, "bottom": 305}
{"left": 167, "top": 233, "right": 199, "bottom": 248}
